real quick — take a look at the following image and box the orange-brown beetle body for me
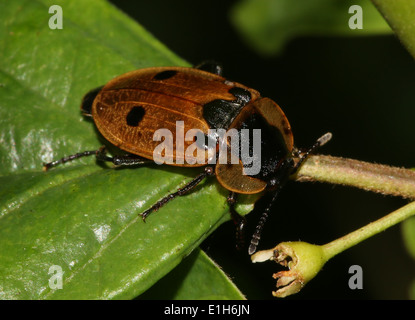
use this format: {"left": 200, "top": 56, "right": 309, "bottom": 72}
{"left": 44, "top": 62, "right": 331, "bottom": 254}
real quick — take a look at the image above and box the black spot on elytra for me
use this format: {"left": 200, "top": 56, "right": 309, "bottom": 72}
{"left": 153, "top": 70, "right": 177, "bottom": 80}
{"left": 126, "top": 106, "right": 145, "bottom": 127}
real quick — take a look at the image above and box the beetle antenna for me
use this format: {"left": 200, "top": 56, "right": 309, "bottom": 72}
{"left": 316, "top": 132, "right": 332, "bottom": 147}
{"left": 248, "top": 133, "right": 332, "bottom": 255}
{"left": 293, "top": 132, "right": 332, "bottom": 172}
{"left": 248, "top": 189, "right": 280, "bottom": 255}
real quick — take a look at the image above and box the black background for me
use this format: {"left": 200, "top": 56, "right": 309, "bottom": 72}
{"left": 110, "top": 0, "right": 415, "bottom": 299}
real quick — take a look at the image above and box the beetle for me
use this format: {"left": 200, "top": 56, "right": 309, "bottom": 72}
{"left": 43, "top": 61, "right": 331, "bottom": 254}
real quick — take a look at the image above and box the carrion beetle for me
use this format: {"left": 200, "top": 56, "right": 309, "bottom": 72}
{"left": 43, "top": 61, "right": 331, "bottom": 254}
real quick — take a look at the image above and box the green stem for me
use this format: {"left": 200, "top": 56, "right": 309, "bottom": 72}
{"left": 295, "top": 155, "right": 415, "bottom": 199}
{"left": 295, "top": 154, "right": 415, "bottom": 258}
{"left": 252, "top": 200, "right": 415, "bottom": 298}
{"left": 252, "top": 152, "right": 415, "bottom": 297}
{"left": 322, "top": 200, "right": 415, "bottom": 260}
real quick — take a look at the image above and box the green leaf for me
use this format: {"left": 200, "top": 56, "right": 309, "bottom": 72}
{"left": 371, "top": 0, "right": 415, "bottom": 59}
{"left": 230, "top": 0, "right": 391, "bottom": 55}
{"left": 139, "top": 248, "right": 245, "bottom": 300}
{"left": 0, "top": 0, "right": 254, "bottom": 299}
{"left": 0, "top": 165, "right": 232, "bottom": 299}
{"left": 0, "top": 0, "right": 186, "bottom": 176}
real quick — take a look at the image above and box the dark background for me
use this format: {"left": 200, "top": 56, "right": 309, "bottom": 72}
{"left": 110, "top": 0, "right": 415, "bottom": 299}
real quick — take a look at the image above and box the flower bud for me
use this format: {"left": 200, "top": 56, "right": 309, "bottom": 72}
{"left": 251, "top": 241, "right": 328, "bottom": 297}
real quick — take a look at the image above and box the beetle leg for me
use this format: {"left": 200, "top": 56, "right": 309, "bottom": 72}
{"left": 227, "top": 192, "right": 247, "bottom": 251}
{"left": 43, "top": 146, "right": 152, "bottom": 171}
{"left": 247, "top": 133, "right": 332, "bottom": 254}
{"left": 43, "top": 149, "right": 99, "bottom": 171}
{"left": 140, "top": 166, "right": 215, "bottom": 221}
{"left": 292, "top": 132, "right": 332, "bottom": 173}
{"left": 194, "top": 60, "right": 223, "bottom": 76}
{"left": 248, "top": 189, "right": 281, "bottom": 255}
{"left": 95, "top": 146, "right": 151, "bottom": 166}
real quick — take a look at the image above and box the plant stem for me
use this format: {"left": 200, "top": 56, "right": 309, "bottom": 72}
{"left": 294, "top": 154, "right": 415, "bottom": 260}
{"left": 295, "top": 155, "right": 415, "bottom": 199}
{"left": 253, "top": 155, "right": 415, "bottom": 297}
{"left": 252, "top": 201, "right": 415, "bottom": 298}
{"left": 322, "top": 201, "right": 415, "bottom": 260}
